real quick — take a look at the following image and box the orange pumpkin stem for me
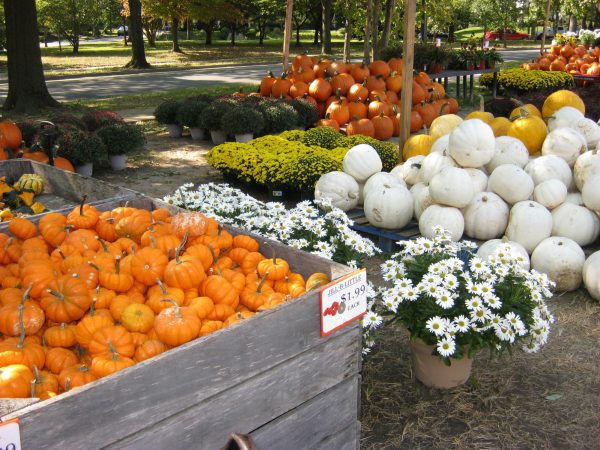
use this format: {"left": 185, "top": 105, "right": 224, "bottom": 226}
{"left": 155, "top": 278, "right": 168, "bottom": 295}
{"left": 160, "top": 298, "right": 181, "bottom": 318}
{"left": 88, "top": 262, "right": 101, "bottom": 271}
{"left": 107, "top": 341, "right": 120, "bottom": 361}
{"left": 96, "top": 236, "right": 109, "bottom": 253}
{"left": 256, "top": 272, "right": 270, "bottom": 294}
{"left": 114, "top": 256, "right": 122, "bottom": 275}
{"left": 78, "top": 195, "right": 88, "bottom": 216}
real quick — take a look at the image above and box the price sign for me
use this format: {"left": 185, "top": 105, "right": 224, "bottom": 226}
{"left": 0, "top": 419, "right": 22, "bottom": 450}
{"left": 320, "top": 269, "right": 367, "bottom": 337}
{"left": 435, "top": 38, "right": 442, "bottom": 47}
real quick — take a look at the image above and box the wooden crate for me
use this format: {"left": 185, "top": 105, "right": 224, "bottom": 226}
{"left": 347, "top": 207, "right": 420, "bottom": 252}
{"left": 0, "top": 159, "right": 139, "bottom": 214}
{"left": 0, "top": 188, "right": 362, "bottom": 449}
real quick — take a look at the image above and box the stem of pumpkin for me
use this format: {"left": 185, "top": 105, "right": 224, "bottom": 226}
{"left": 256, "top": 272, "right": 269, "bottom": 294}
{"left": 65, "top": 377, "right": 72, "bottom": 392}
{"left": 115, "top": 256, "right": 121, "bottom": 275}
{"left": 33, "top": 364, "right": 41, "bottom": 383}
{"left": 17, "top": 303, "right": 25, "bottom": 349}
{"left": 107, "top": 341, "right": 119, "bottom": 362}
{"left": 149, "top": 235, "right": 157, "bottom": 249}
{"left": 89, "top": 299, "right": 97, "bottom": 316}
{"left": 58, "top": 250, "right": 67, "bottom": 260}
{"left": 156, "top": 278, "right": 168, "bottom": 296}
{"left": 78, "top": 195, "right": 88, "bottom": 216}
{"left": 96, "top": 236, "right": 109, "bottom": 253}
{"left": 160, "top": 298, "right": 181, "bottom": 318}
{"left": 48, "top": 290, "right": 65, "bottom": 300}
{"left": 88, "top": 262, "right": 101, "bottom": 271}
{"left": 175, "top": 233, "right": 188, "bottom": 265}
{"left": 207, "top": 244, "right": 218, "bottom": 265}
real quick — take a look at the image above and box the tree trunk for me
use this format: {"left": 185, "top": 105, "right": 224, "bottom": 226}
{"left": 72, "top": 20, "right": 80, "bottom": 54}
{"left": 448, "top": 23, "right": 454, "bottom": 42}
{"left": 172, "top": 17, "right": 182, "bottom": 52}
{"left": 58, "top": 31, "right": 62, "bottom": 51}
{"left": 125, "top": 0, "right": 150, "bottom": 68}
{"left": 372, "top": 0, "right": 381, "bottom": 57}
{"left": 343, "top": 3, "right": 352, "bottom": 62}
{"left": 230, "top": 22, "right": 236, "bottom": 45}
{"left": 296, "top": 24, "right": 301, "bottom": 46}
{"left": 3, "top": 0, "right": 59, "bottom": 111}
{"left": 321, "top": 0, "right": 332, "bottom": 54}
{"left": 205, "top": 25, "right": 213, "bottom": 45}
{"left": 187, "top": 20, "right": 190, "bottom": 40}
{"left": 123, "top": 16, "right": 128, "bottom": 46}
{"left": 420, "top": 0, "right": 427, "bottom": 43}
{"left": 258, "top": 21, "right": 266, "bottom": 45}
{"left": 144, "top": 23, "right": 157, "bottom": 47}
{"left": 363, "top": 0, "right": 373, "bottom": 63}
{"left": 314, "top": 8, "right": 321, "bottom": 44}
{"left": 569, "top": 14, "right": 577, "bottom": 32}
{"left": 379, "top": 0, "right": 395, "bottom": 51}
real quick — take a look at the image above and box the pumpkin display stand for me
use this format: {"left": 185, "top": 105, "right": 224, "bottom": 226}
{"left": 0, "top": 160, "right": 362, "bottom": 450}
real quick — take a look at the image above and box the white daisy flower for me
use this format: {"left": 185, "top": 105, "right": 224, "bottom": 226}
{"left": 437, "top": 337, "right": 456, "bottom": 357}
{"left": 426, "top": 316, "right": 446, "bottom": 336}
{"left": 453, "top": 315, "right": 471, "bottom": 333}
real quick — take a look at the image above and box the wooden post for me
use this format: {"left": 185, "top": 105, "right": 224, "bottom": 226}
{"left": 363, "top": 0, "right": 373, "bottom": 63}
{"left": 540, "top": 0, "right": 552, "bottom": 55}
{"left": 283, "top": 0, "right": 294, "bottom": 71}
{"left": 398, "top": 0, "right": 416, "bottom": 157}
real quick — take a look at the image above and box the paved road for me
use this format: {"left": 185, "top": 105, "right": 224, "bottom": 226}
{"left": 0, "top": 49, "right": 538, "bottom": 102}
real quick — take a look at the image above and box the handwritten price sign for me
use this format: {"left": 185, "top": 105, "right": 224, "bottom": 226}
{"left": 0, "top": 419, "right": 21, "bottom": 450}
{"left": 320, "top": 269, "right": 368, "bottom": 337}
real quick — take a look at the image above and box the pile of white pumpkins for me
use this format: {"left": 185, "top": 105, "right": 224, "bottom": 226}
{"left": 314, "top": 91, "right": 600, "bottom": 299}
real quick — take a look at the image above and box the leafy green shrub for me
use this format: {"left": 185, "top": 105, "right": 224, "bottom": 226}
{"left": 154, "top": 99, "right": 182, "bottom": 125}
{"left": 199, "top": 100, "right": 235, "bottom": 131}
{"left": 96, "top": 123, "right": 145, "bottom": 156}
{"left": 48, "top": 113, "right": 87, "bottom": 131}
{"left": 81, "top": 110, "right": 124, "bottom": 131}
{"left": 57, "top": 128, "right": 106, "bottom": 166}
{"left": 289, "top": 99, "right": 319, "bottom": 129}
{"left": 378, "top": 44, "right": 403, "bottom": 61}
{"left": 278, "top": 129, "right": 306, "bottom": 141}
{"left": 245, "top": 28, "right": 257, "bottom": 39}
{"left": 259, "top": 102, "right": 299, "bottom": 134}
{"left": 302, "top": 127, "right": 343, "bottom": 149}
{"left": 176, "top": 100, "right": 209, "bottom": 128}
{"left": 480, "top": 68, "right": 574, "bottom": 94}
{"left": 287, "top": 153, "right": 342, "bottom": 191}
{"left": 337, "top": 135, "right": 399, "bottom": 171}
{"left": 221, "top": 106, "right": 265, "bottom": 135}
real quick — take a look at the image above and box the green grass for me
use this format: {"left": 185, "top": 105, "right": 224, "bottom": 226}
{"left": 67, "top": 83, "right": 259, "bottom": 111}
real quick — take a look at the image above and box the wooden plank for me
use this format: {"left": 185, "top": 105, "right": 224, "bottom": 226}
{"left": 282, "top": 0, "right": 294, "bottom": 71}
{"left": 249, "top": 376, "right": 360, "bottom": 450}
{"left": 106, "top": 326, "right": 361, "bottom": 449}
{"left": 3, "top": 289, "right": 358, "bottom": 449}
{"left": 318, "top": 420, "right": 361, "bottom": 450}
{"left": 0, "top": 398, "right": 39, "bottom": 417}
{"left": 398, "top": 0, "right": 417, "bottom": 153}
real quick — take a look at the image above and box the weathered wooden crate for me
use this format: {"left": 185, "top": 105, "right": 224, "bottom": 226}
{"left": 0, "top": 159, "right": 139, "bottom": 214}
{"left": 0, "top": 172, "right": 363, "bottom": 449}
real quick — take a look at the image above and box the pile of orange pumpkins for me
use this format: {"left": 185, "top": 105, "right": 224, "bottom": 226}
{"left": 522, "top": 43, "right": 600, "bottom": 76}
{"left": 0, "top": 202, "right": 328, "bottom": 398}
{"left": 259, "top": 54, "right": 460, "bottom": 141}
{"left": 0, "top": 121, "right": 75, "bottom": 172}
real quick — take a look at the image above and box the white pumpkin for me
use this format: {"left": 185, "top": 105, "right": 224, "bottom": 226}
{"left": 342, "top": 144, "right": 383, "bottom": 182}
{"left": 391, "top": 155, "right": 424, "bottom": 186}
{"left": 565, "top": 192, "right": 584, "bottom": 205}
{"left": 582, "top": 174, "right": 600, "bottom": 212}
{"left": 430, "top": 114, "right": 463, "bottom": 141}
{"left": 419, "top": 151, "right": 457, "bottom": 184}
{"left": 547, "top": 106, "right": 585, "bottom": 131}
{"left": 505, "top": 201, "right": 553, "bottom": 253}
{"left": 357, "top": 182, "right": 365, "bottom": 206}
{"left": 551, "top": 202, "right": 600, "bottom": 246}
{"left": 364, "top": 183, "right": 413, "bottom": 229}
{"left": 314, "top": 171, "right": 360, "bottom": 212}
{"left": 533, "top": 179, "right": 567, "bottom": 209}
{"left": 462, "top": 192, "right": 509, "bottom": 240}
{"left": 430, "top": 134, "right": 450, "bottom": 154}
{"left": 524, "top": 155, "right": 572, "bottom": 188}
{"left": 411, "top": 183, "right": 434, "bottom": 220}
{"left": 485, "top": 136, "right": 529, "bottom": 172}
{"left": 448, "top": 119, "right": 496, "bottom": 168}
{"left": 488, "top": 164, "right": 534, "bottom": 205}
{"left": 571, "top": 118, "right": 600, "bottom": 148}
{"left": 363, "top": 172, "right": 405, "bottom": 199}
{"left": 583, "top": 251, "right": 600, "bottom": 301}
{"left": 429, "top": 167, "right": 474, "bottom": 208}
{"left": 541, "top": 127, "right": 587, "bottom": 167}
{"left": 531, "top": 237, "right": 585, "bottom": 292}
{"left": 476, "top": 238, "right": 530, "bottom": 270}
{"left": 573, "top": 150, "right": 600, "bottom": 191}
{"left": 464, "top": 168, "right": 488, "bottom": 194}
{"left": 419, "top": 205, "right": 464, "bottom": 241}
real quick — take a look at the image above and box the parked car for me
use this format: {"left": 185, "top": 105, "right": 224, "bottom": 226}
{"left": 117, "top": 26, "right": 128, "bottom": 36}
{"left": 535, "top": 26, "right": 567, "bottom": 40}
{"left": 485, "top": 29, "right": 529, "bottom": 41}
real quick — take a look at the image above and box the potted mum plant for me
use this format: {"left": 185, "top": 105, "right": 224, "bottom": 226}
{"left": 154, "top": 99, "right": 183, "bottom": 138}
{"left": 289, "top": 98, "right": 320, "bottom": 130}
{"left": 379, "top": 227, "right": 554, "bottom": 389}
{"left": 220, "top": 106, "right": 265, "bottom": 143}
{"left": 177, "top": 99, "right": 209, "bottom": 140}
{"left": 57, "top": 127, "right": 106, "bottom": 177}
{"left": 200, "top": 100, "right": 235, "bottom": 145}
{"left": 95, "top": 123, "right": 145, "bottom": 170}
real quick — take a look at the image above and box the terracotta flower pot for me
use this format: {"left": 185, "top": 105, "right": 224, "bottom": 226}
{"left": 479, "top": 60, "right": 486, "bottom": 70}
{"left": 410, "top": 338, "right": 473, "bottom": 389}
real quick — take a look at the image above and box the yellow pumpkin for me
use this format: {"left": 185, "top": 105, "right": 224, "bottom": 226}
{"left": 507, "top": 115, "right": 548, "bottom": 155}
{"left": 402, "top": 134, "right": 434, "bottom": 161}
{"left": 465, "top": 111, "right": 494, "bottom": 124}
{"left": 490, "top": 117, "right": 512, "bottom": 137}
{"left": 306, "top": 272, "right": 330, "bottom": 291}
{"left": 509, "top": 104, "right": 542, "bottom": 121}
{"left": 429, "top": 114, "right": 463, "bottom": 141}
{"left": 541, "top": 90, "right": 585, "bottom": 119}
